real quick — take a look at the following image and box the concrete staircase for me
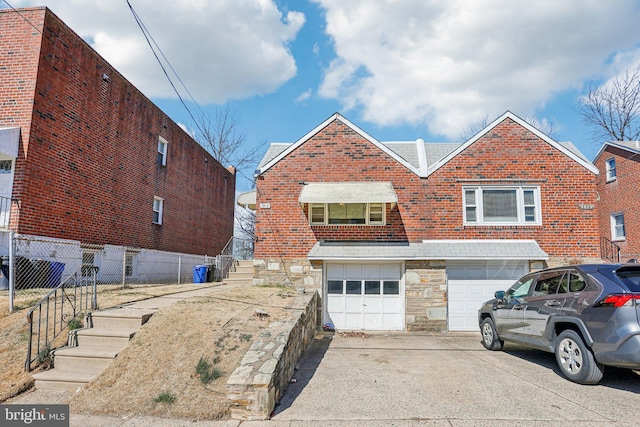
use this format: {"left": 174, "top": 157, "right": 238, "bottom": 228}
{"left": 32, "top": 308, "right": 154, "bottom": 390}
{"left": 223, "top": 260, "right": 254, "bottom": 285}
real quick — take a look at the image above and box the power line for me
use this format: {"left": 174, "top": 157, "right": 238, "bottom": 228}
{"left": 2, "top": 0, "right": 43, "bottom": 34}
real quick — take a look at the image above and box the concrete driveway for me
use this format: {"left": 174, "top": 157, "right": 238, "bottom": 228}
{"left": 269, "top": 332, "right": 640, "bottom": 426}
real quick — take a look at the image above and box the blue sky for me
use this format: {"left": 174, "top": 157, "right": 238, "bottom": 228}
{"left": 6, "top": 1, "right": 640, "bottom": 190}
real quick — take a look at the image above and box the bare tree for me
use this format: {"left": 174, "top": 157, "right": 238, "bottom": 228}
{"left": 194, "top": 105, "right": 265, "bottom": 182}
{"left": 235, "top": 206, "right": 255, "bottom": 241}
{"left": 578, "top": 65, "right": 640, "bottom": 142}
{"left": 459, "top": 113, "right": 557, "bottom": 141}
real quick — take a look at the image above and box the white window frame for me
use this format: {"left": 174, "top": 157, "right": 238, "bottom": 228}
{"left": 605, "top": 158, "right": 616, "bottom": 182}
{"left": 611, "top": 212, "right": 626, "bottom": 241}
{"left": 153, "top": 196, "right": 164, "bottom": 225}
{"left": 157, "top": 136, "right": 168, "bottom": 166}
{"left": 463, "top": 186, "right": 541, "bottom": 226}
{"left": 309, "top": 202, "right": 386, "bottom": 226}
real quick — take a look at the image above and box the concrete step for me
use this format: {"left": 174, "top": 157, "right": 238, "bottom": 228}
{"left": 74, "top": 328, "right": 137, "bottom": 349}
{"left": 32, "top": 371, "right": 96, "bottom": 391}
{"left": 52, "top": 346, "right": 118, "bottom": 374}
{"left": 90, "top": 308, "right": 154, "bottom": 330}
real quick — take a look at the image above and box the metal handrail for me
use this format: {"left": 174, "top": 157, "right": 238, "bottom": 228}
{"left": 215, "top": 237, "right": 254, "bottom": 280}
{"left": 600, "top": 236, "right": 621, "bottom": 263}
{"left": 24, "top": 266, "right": 98, "bottom": 371}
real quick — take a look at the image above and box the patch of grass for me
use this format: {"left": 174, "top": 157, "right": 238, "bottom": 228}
{"left": 153, "top": 392, "right": 175, "bottom": 404}
{"left": 37, "top": 346, "right": 53, "bottom": 369}
{"left": 196, "top": 356, "right": 223, "bottom": 384}
{"left": 67, "top": 318, "right": 83, "bottom": 330}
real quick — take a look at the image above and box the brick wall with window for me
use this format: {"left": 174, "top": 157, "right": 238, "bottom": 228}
{"left": 0, "top": 8, "right": 235, "bottom": 255}
{"left": 594, "top": 144, "right": 640, "bottom": 260}
{"left": 425, "top": 118, "right": 599, "bottom": 258}
{"left": 255, "top": 119, "right": 423, "bottom": 258}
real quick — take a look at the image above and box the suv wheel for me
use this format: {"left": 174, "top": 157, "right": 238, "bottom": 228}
{"left": 480, "top": 317, "right": 503, "bottom": 350}
{"left": 555, "top": 330, "right": 603, "bottom": 384}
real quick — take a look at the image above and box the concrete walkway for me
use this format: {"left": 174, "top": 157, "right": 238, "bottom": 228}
{"left": 8, "top": 286, "right": 640, "bottom": 426}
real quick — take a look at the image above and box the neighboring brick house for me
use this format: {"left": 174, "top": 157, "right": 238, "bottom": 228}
{"left": 0, "top": 8, "right": 235, "bottom": 257}
{"left": 244, "top": 111, "right": 600, "bottom": 332}
{"left": 593, "top": 141, "right": 640, "bottom": 262}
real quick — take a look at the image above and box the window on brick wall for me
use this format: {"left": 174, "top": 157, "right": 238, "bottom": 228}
{"left": 153, "top": 196, "right": 164, "bottom": 225}
{"left": 611, "top": 213, "right": 625, "bottom": 240}
{"left": 309, "top": 202, "right": 386, "bottom": 225}
{"left": 463, "top": 186, "right": 541, "bottom": 225}
{"left": 157, "top": 136, "right": 168, "bottom": 166}
{"left": 605, "top": 158, "right": 616, "bottom": 182}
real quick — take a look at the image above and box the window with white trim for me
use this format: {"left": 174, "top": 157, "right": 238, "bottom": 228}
{"left": 153, "top": 196, "right": 164, "bottom": 225}
{"left": 463, "top": 186, "right": 541, "bottom": 225}
{"left": 605, "top": 158, "right": 616, "bottom": 182}
{"left": 157, "top": 136, "right": 168, "bottom": 166}
{"left": 309, "top": 202, "right": 386, "bottom": 225}
{"left": 611, "top": 213, "right": 625, "bottom": 240}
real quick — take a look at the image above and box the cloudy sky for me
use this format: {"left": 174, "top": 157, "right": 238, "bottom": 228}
{"left": 5, "top": 0, "right": 640, "bottom": 189}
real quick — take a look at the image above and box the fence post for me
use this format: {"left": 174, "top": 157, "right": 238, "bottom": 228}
{"left": 178, "top": 255, "right": 182, "bottom": 285}
{"left": 8, "top": 230, "right": 14, "bottom": 313}
{"left": 122, "top": 247, "right": 127, "bottom": 288}
{"left": 92, "top": 267, "right": 97, "bottom": 310}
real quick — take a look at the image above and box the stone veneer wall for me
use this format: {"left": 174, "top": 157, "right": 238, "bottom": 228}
{"left": 253, "top": 258, "right": 322, "bottom": 290}
{"left": 226, "top": 291, "right": 318, "bottom": 420}
{"left": 405, "top": 260, "right": 447, "bottom": 332}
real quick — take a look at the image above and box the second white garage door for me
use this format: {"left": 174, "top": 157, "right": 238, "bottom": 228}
{"left": 325, "top": 263, "right": 404, "bottom": 331}
{"left": 447, "top": 261, "right": 527, "bottom": 331}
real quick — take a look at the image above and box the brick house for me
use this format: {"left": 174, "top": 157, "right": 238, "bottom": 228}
{"left": 245, "top": 111, "right": 600, "bottom": 332}
{"left": 593, "top": 141, "right": 640, "bottom": 262}
{"left": 0, "top": 8, "right": 235, "bottom": 261}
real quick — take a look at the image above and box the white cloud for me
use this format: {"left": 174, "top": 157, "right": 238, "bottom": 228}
{"left": 314, "top": 0, "right": 640, "bottom": 138}
{"left": 295, "top": 89, "right": 312, "bottom": 103}
{"left": 10, "top": 0, "right": 304, "bottom": 103}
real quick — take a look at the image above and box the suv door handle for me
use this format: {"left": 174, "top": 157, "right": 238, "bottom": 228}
{"left": 546, "top": 300, "right": 562, "bottom": 307}
{"left": 513, "top": 305, "right": 524, "bottom": 310}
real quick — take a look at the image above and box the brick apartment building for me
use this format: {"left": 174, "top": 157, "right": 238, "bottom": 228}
{"left": 593, "top": 141, "right": 640, "bottom": 262}
{"left": 244, "top": 112, "right": 600, "bottom": 332}
{"left": 0, "top": 7, "right": 235, "bottom": 257}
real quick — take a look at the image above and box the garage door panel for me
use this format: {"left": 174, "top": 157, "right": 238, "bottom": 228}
{"left": 325, "top": 263, "right": 404, "bottom": 331}
{"left": 448, "top": 279, "right": 517, "bottom": 331}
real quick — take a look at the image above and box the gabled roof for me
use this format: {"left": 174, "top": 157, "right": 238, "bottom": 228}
{"left": 256, "top": 113, "right": 421, "bottom": 176}
{"left": 256, "top": 111, "right": 598, "bottom": 177}
{"left": 593, "top": 141, "right": 640, "bottom": 162}
{"left": 425, "top": 111, "right": 599, "bottom": 176}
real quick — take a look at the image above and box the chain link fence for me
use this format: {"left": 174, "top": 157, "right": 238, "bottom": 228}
{"left": 5, "top": 233, "right": 219, "bottom": 311}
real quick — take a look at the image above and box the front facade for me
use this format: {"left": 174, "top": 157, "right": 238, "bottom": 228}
{"left": 593, "top": 141, "right": 640, "bottom": 262}
{"left": 250, "top": 112, "right": 600, "bottom": 332}
{"left": 0, "top": 7, "right": 235, "bottom": 257}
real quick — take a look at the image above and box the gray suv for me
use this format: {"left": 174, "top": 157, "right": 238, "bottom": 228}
{"left": 478, "top": 264, "right": 640, "bottom": 384}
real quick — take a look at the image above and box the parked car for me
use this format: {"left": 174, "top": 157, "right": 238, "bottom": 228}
{"left": 478, "top": 264, "right": 640, "bottom": 384}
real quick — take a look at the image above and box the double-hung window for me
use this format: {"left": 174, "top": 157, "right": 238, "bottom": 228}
{"left": 463, "top": 186, "right": 541, "bottom": 225}
{"left": 605, "top": 158, "right": 616, "bottom": 182}
{"left": 611, "top": 213, "right": 625, "bottom": 240}
{"left": 153, "top": 196, "right": 164, "bottom": 225}
{"left": 309, "top": 202, "right": 385, "bottom": 225}
{"left": 157, "top": 136, "right": 168, "bottom": 166}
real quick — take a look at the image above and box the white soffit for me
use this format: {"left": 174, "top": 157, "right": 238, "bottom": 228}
{"left": 298, "top": 182, "right": 398, "bottom": 204}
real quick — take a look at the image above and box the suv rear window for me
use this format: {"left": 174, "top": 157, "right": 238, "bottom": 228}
{"left": 607, "top": 266, "right": 640, "bottom": 292}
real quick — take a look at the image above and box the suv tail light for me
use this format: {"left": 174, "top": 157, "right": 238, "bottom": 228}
{"left": 599, "top": 294, "right": 640, "bottom": 307}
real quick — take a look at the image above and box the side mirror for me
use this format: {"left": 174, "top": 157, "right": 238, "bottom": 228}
{"left": 494, "top": 290, "right": 505, "bottom": 300}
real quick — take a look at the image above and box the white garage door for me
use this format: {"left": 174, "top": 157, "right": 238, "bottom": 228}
{"left": 447, "top": 261, "right": 527, "bottom": 331}
{"left": 325, "top": 263, "right": 403, "bottom": 331}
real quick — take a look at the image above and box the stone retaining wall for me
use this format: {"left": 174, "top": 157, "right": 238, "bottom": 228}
{"left": 226, "top": 291, "right": 318, "bottom": 420}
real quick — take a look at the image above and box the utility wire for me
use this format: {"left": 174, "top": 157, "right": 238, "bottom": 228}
{"left": 2, "top": 0, "right": 43, "bottom": 34}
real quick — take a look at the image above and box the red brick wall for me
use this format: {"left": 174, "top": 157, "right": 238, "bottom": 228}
{"left": 255, "top": 119, "right": 424, "bottom": 258}
{"left": 255, "top": 117, "right": 600, "bottom": 259}
{"left": 425, "top": 118, "right": 599, "bottom": 258}
{"left": 0, "top": 8, "right": 235, "bottom": 256}
{"left": 594, "top": 145, "right": 640, "bottom": 259}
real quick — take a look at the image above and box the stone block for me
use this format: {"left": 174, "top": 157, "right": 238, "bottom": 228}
{"left": 268, "top": 263, "right": 280, "bottom": 271}
{"left": 427, "top": 307, "right": 447, "bottom": 320}
{"left": 290, "top": 265, "right": 303, "bottom": 274}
